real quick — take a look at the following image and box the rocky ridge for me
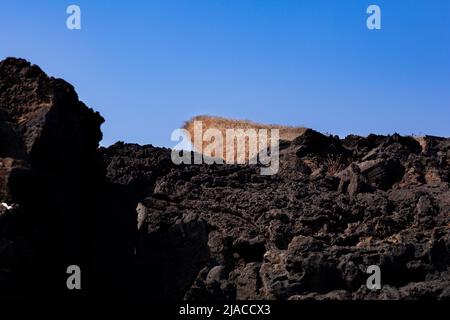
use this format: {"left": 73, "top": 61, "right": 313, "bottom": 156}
{"left": 1, "top": 58, "right": 449, "bottom": 300}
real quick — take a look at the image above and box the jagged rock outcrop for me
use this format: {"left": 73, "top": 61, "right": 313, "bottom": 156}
{"left": 102, "top": 130, "right": 450, "bottom": 300}
{"left": 1, "top": 57, "right": 449, "bottom": 300}
{"left": 0, "top": 58, "right": 135, "bottom": 298}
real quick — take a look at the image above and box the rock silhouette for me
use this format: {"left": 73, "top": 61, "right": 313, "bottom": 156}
{"left": 0, "top": 58, "right": 134, "bottom": 298}
{"left": 1, "top": 58, "right": 449, "bottom": 300}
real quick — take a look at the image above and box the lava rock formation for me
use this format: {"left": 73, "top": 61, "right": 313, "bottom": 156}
{"left": 0, "top": 58, "right": 449, "bottom": 300}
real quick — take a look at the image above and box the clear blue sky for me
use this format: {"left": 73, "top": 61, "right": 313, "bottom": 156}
{"left": 1, "top": 0, "right": 449, "bottom": 146}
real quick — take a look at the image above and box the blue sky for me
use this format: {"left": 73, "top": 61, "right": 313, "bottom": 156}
{"left": 1, "top": 0, "right": 449, "bottom": 146}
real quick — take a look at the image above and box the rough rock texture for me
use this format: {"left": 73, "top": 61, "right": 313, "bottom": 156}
{"left": 1, "top": 57, "right": 449, "bottom": 300}
{"left": 101, "top": 130, "right": 450, "bottom": 300}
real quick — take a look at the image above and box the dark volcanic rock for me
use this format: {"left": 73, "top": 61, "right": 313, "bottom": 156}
{"left": 101, "top": 123, "right": 450, "bottom": 300}
{"left": 1, "top": 57, "right": 449, "bottom": 300}
{"left": 0, "top": 58, "right": 134, "bottom": 298}
{"left": 101, "top": 142, "right": 173, "bottom": 199}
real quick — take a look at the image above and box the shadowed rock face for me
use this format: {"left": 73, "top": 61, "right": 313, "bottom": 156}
{"left": 0, "top": 58, "right": 135, "bottom": 298}
{"left": 1, "top": 57, "right": 449, "bottom": 300}
{"left": 103, "top": 131, "right": 449, "bottom": 300}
